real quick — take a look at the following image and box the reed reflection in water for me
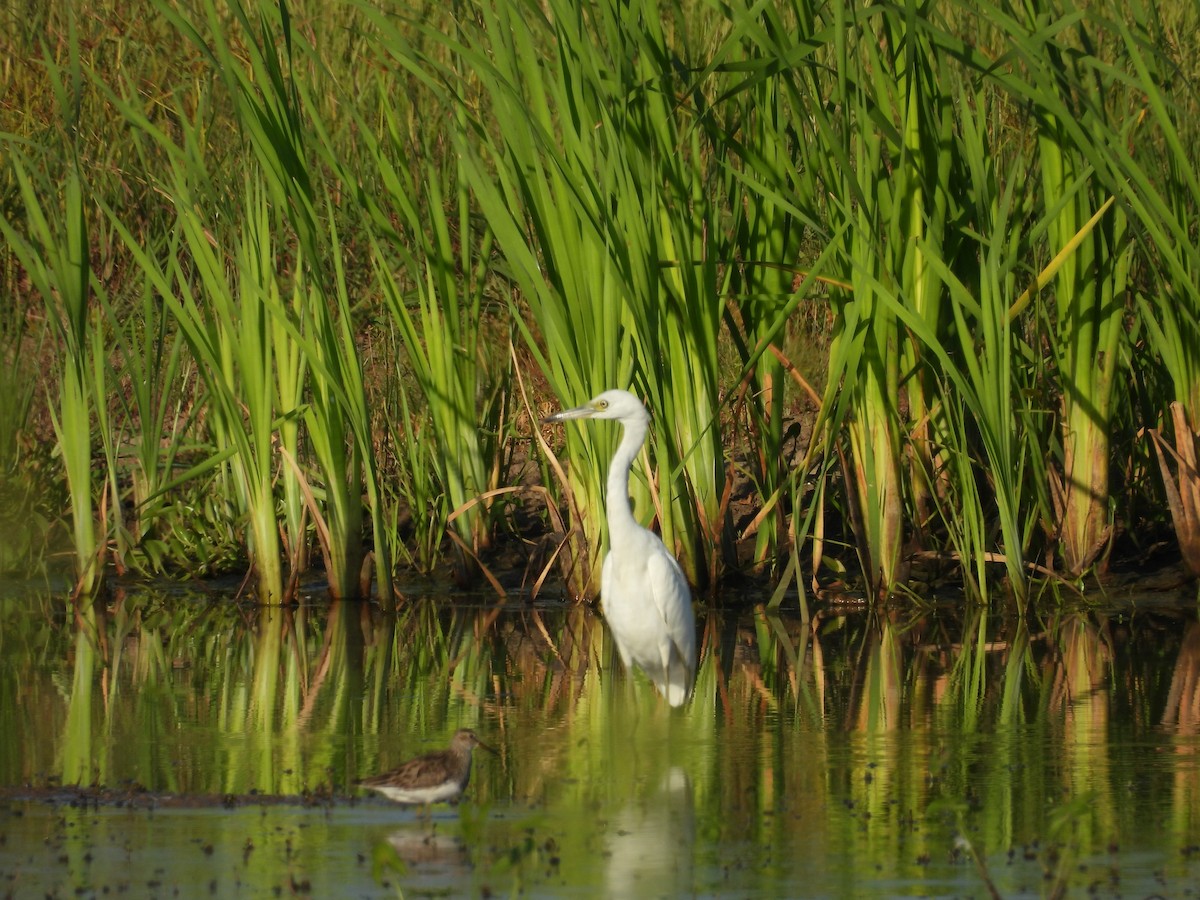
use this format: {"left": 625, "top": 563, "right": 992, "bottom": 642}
{"left": 2, "top": 587, "right": 1199, "bottom": 896}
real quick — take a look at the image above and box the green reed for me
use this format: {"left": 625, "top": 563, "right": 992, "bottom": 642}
{"left": 352, "top": 89, "right": 503, "bottom": 571}
{"left": 184, "top": 0, "right": 393, "bottom": 600}
{"left": 99, "top": 0, "right": 396, "bottom": 602}
{"left": 303, "top": 230, "right": 382, "bottom": 601}
{"left": 178, "top": 178, "right": 289, "bottom": 603}
{"left": 415, "top": 0, "right": 735, "bottom": 592}
{"left": 442, "top": 0, "right": 641, "bottom": 595}
{"left": 716, "top": 1, "right": 914, "bottom": 597}
{"left": 721, "top": 0, "right": 1177, "bottom": 599}
{"left": 104, "top": 143, "right": 298, "bottom": 603}
{"left": 944, "top": 91, "right": 1044, "bottom": 599}
{"left": 994, "top": 1, "right": 1134, "bottom": 579}
{"left": 181, "top": 0, "right": 313, "bottom": 593}
{"left": 3, "top": 0, "right": 1200, "bottom": 604}
{"left": 382, "top": 358, "right": 449, "bottom": 574}
{"left": 1097, "top": 3, "right": 1200, "bottom": 575}
{"left": 781, "top": 2, "right": 918, "bottom": 598}
{"left": 2, "top": 14, "right": 108, "bottom": 596}
{"left": 714, "top": 53, "right": 821, "bottom": 573}
{"left": 602, "top": 0, "right": 730, "bottom": 588}
{"left": 1, "top": 159, "right": 106, "bottom": 597}
{"left": 881, "top": 83, "right": 1042, "bottom": 602}
{"left": 908, "top": 0, "right": 1178, "bottom": 589}
{"left": 99, "top": 274, "right": 191, "bottom": 575}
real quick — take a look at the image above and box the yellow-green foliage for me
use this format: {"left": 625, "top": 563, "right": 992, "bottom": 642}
{"left": 2, "top": 0, "right": 1199, "bottom": 603}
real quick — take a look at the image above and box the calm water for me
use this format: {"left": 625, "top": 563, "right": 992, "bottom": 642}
{"left": 2, "top": 583, "right": 1199, "bottom": 897}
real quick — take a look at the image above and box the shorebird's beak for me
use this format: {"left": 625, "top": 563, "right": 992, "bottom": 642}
{"left": 476, "top": 737, "right": 499, "bottom": 755}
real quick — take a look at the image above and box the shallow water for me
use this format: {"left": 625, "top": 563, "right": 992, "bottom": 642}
{"left": 2, "top": 584, "right": 1199, "bottom": 897}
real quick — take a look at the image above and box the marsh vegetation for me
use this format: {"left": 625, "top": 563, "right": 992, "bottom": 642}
{"left": 2, "top": 0, "right": 1200, "bottom": 605}
{"left": 6, "top": 4, "right": 1200, "bottom": 893}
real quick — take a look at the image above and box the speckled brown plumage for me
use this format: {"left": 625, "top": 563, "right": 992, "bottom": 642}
{"left": 356, "top": 729, "right": 494, "bottom": 805}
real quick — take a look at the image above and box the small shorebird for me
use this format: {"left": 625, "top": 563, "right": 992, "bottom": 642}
{"left": 356, "top": 729, "right": 495, "bottom": 807}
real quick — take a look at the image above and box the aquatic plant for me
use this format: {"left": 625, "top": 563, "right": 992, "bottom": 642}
{"left": 423, "top": 0, "right": 732, "bottom": 593}
{"left": 1, "top": 161, "right": 107, "bottom": 598}
{"left": 3, "top": 0, "right": 1200, "bottom": 604}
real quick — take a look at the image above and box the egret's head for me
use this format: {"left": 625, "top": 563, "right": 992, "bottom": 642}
{"left": 542, "top": 389, "right": 649, "bottom": 426}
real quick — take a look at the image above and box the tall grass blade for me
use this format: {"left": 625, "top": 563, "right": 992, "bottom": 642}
{"left": 1, "top": 157, "right": 105, "bottom": 596}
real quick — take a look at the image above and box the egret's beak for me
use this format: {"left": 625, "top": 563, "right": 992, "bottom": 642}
{"left": 542, "top": 403, "right": 597, "bottom": 424}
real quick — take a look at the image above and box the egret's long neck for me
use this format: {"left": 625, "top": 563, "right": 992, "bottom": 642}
{"left": 606, "top": 416, "right": 648, "bottom": 546}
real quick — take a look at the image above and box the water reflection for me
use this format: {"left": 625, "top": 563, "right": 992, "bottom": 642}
{"left": 2, "top": 588, "right": 1200, "bottom": 895}
{"left": 61, "top": 600, "right": 102, "bottom": 785}
{"left": 1163, "top": 619, "right": 1200, "bottom": 733}
{"left": 606, "top": 767, "right": 694, "bottom": 897}
{"left": 386, "top": 827, "right": 468, "bottom": 867}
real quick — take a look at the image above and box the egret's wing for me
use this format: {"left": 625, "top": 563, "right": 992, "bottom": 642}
{"left": 646, "top": 550, "right": 695, "bottom": 666}
{"left": 645, "top": 548, "right": 697, "bottom": 706}
{"left": 600, "top": 552, "right": 632, "bottom": 668}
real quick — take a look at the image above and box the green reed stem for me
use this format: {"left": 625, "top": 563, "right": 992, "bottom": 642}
{"left": 1, "top": 159, "right": 105, "bottom": 596}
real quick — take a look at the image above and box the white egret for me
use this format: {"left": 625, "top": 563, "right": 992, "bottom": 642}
{"left": 544, "top": 389, "right": 697, "bottom": 707}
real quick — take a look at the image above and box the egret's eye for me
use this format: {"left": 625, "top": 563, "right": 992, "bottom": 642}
{"left": 597, "top": 400, "right": 608, "bottom": 410}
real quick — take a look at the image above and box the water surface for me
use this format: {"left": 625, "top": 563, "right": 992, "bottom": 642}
{"left": 2, "top": 584, "right": 1198, "bottom": 896}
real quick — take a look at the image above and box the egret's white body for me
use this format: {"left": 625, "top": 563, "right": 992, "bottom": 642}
{"left": 545, "top": 389, "right": 697, "bottom": 707}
